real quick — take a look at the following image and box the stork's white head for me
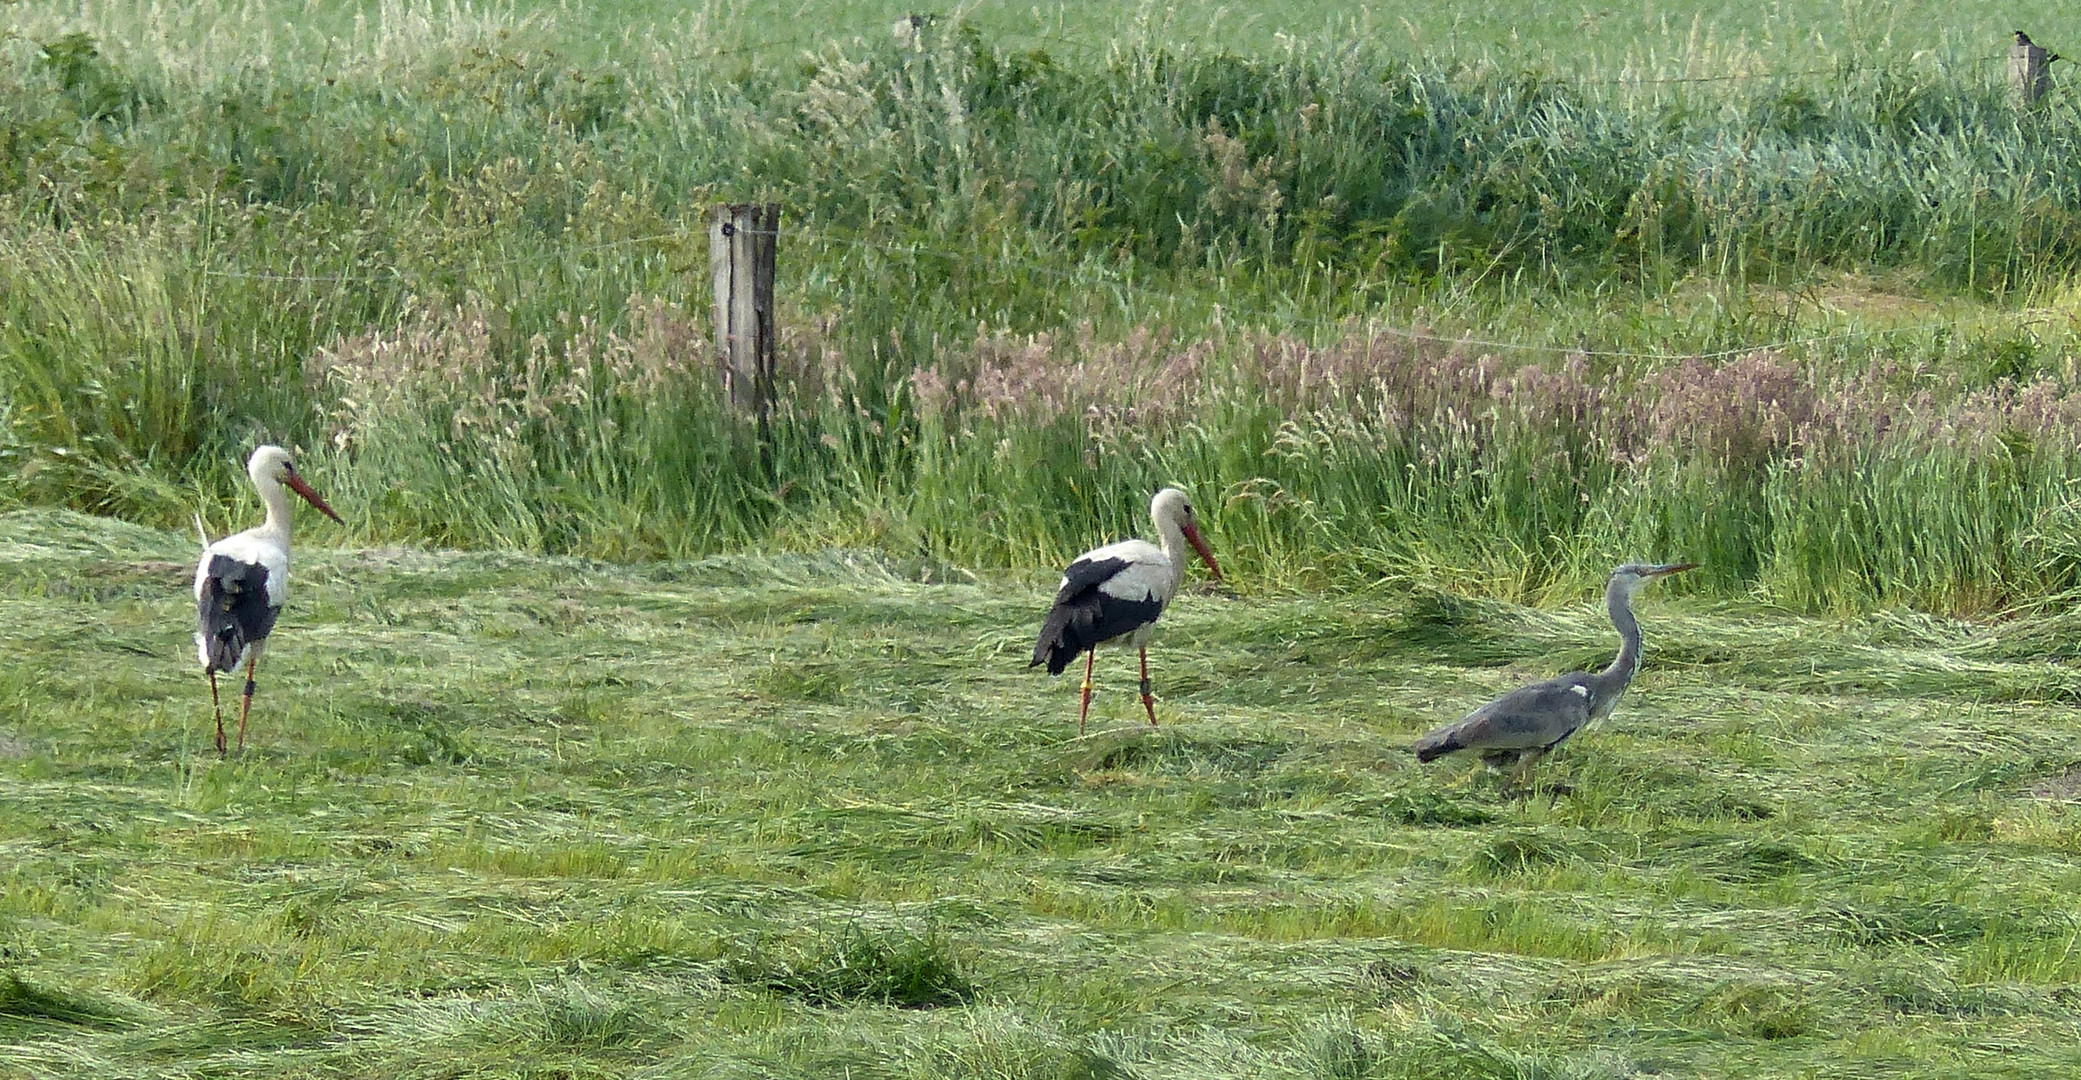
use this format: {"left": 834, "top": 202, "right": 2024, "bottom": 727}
{"left": 247, "top": 445, "right": 296, "bottom": 485}
{"left": 1151, "top": 488, "right": 1221, "bottom": 581}
{"left": 1608, "top": 561, "right": 1698, "bottom": 595}
{"left": 247, "top": 445, "right": 344, "bottom": 525}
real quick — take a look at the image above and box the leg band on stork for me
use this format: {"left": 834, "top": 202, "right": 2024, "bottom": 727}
{"left": 236, "top": 655, "right": 262, "bottom": 754}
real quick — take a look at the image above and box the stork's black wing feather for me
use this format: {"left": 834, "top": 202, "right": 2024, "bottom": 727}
{"left": 1047, "top": 557, "right": 1130, "bottom": 607}
{"left": 196, "top": 555, "right": 279, "bottom": 673}
{"left": 1030, "top": 557, "right": 1162, "bottom": 673}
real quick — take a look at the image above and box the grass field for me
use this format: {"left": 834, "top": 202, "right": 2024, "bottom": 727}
{"left": 10, "top": 2, "right": 2081, "bottom": 1072}
{"left": 9, "top": 508, "right": 2081, "bottom": 1077}
{"left": 7, "top": 0, "right": 2069, "bottom": 68}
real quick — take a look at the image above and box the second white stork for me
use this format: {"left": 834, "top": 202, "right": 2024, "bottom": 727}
{"left": 194, "top": 445, "right": 343, "bottom": 756}
{"left": 1030, "top": 488, "right": 1222, "bottom": 733}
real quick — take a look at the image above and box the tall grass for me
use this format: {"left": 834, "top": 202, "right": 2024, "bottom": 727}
{"left": 293, "top": 300, "right": 2081, "bottom": 612}
{"left": 3, "top": 0, "right": 2080, "bottom": 610}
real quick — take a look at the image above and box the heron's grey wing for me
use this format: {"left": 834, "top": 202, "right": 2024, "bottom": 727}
{"left": 1453, "top": 679, "right": 1595, "bottom": 749}
{"left": 1414, "top": 676, "right": 1593, "bottom": 760}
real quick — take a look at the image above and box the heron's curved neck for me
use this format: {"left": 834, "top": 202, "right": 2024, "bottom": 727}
{"left": 255, "top": 474, "right": 293, "bottom": 538}
{"left": 1600, "top": 581, "right": 1643, "bottom": 685}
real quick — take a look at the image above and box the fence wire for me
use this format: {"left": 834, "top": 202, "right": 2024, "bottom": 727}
{"left": 190, "top": 219, "right": 1987, "bottom": 365}
{"left": 672, "top": 17, "right": 2022, "bottom": 89}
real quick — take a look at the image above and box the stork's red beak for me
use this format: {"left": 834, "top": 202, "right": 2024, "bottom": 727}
{"left": 1182, "top": 520, "right": 1222, "bottom": 582}
{"left": 285, "top": 473, "right": 345, "bottom": 525}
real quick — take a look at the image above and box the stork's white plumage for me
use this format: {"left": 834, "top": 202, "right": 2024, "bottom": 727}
{"left": 1030, "top": 488, "right": 1222, "bottom": 733}
{"left": 193, "top": 445, "right": 343, "bottom": 755}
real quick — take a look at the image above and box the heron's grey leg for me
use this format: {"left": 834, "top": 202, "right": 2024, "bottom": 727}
{"left": 236, "top": 654, "right": 261, "bottom": 754}
{"left": 1505, "top": 747, "right": 1547, "bottom": 789}
{"left": 1139, "top": 646, "right": 1158, "bottom": 727}
{"left": 209, "top": 670, "right": 226, "bottom": 757}
{"left": 1078, "top": 649, "right": 1096, "bottom": 736}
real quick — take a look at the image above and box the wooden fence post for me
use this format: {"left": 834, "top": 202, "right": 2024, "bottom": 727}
{"left": 710, "top": 203, "right": 780, "bottom": 424}
{"left": 2011, "top": 33, "right": 2052, "bottom": 104}
{"left": 892, "top": 13, "right": 930, "bottom": 49}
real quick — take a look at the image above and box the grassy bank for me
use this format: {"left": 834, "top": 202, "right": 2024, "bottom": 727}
{"left": 3, "top": 1, "right": 2081, "bottom": 609}
{"left": 8, "top": 509, "right": 2081, "bottom": 1076}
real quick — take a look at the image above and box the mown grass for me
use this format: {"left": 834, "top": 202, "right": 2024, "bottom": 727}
{"left": 9, "top": 509, "right": 2081, "bottom": 1075}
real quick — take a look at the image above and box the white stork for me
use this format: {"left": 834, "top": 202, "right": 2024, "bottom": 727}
{"left": 1030, "top": 488, "right": 1222, "bottom": 733}
{"left": 193, "top": 445, "right": 343, "bottom": 755}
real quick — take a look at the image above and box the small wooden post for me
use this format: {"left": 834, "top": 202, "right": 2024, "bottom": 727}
{"left": 709, "top": 202, "right": 780, "bottom": 422}
{"left": 2011, "top": 34, "right": 2052, "bottom": 104}
{"left": 892, "top": 13, "right": 930, "bottom": 49}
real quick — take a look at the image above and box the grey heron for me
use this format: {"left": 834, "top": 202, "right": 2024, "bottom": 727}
{"left": 1030, "top": 488, "right": 1222, "bottom": 734}
{"left": 1412, "top": 562, "right": 1697, "bottom": 779}
{"left": 194, "top": 445, "right": 343, "bottom": 756}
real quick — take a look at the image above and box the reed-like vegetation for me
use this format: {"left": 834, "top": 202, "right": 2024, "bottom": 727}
{"left": 3, "top": 0, "right": 2080, "bottom": 610}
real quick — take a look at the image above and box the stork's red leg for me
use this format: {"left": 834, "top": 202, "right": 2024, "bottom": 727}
{"left": 1078, "top": 649, "right": 1096, "bottom": 736}
{"left": 209, "top": 670, "right": 226, "bottom": 757}
{"left": 1139, "top": 646, "right": 1158, "bottom": 727}
{"left": 235, "top": 654, "right": 261, "bottom": 754}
